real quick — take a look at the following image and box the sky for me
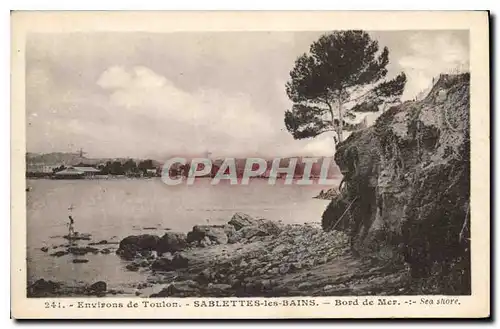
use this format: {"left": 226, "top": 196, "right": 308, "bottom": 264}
{"left": 25, "top": 30, "right": 469, "bottom": 159}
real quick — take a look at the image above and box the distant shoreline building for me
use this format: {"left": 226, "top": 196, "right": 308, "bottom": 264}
{"left": 52, "top": 166, "right": 102, "bottom": 179}
{"left": 53, "top": 167, "right": 85, "bottom": 179}
{"left": 72, "top": 166, "right": 101, "bottom": 177}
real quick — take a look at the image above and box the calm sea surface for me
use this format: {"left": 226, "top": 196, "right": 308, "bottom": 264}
{"left": 26, "top": 178, "right": 336, "bottom": 292}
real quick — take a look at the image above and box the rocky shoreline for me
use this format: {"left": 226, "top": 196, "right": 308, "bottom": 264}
{"left": 29, "top": 212, "right": 413, "bottom": 298}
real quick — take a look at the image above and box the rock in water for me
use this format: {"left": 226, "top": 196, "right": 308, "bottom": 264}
{"left": 116, "top": 234, "right": 160, "bottom": 260}
{"left": 63, "top": 233, "right": 92, "bottom": 241}
{"left": 50, "top": 250, "right": 69, "bottom": 257}
{"left": 228, "top": 213, "right": 258, "bottom": 230}
{"left": 156, "top": 232, "right": 187, "bottom": 254}
{"left": 88, "top": 281, "right": 107, "bottom": 293}
{"left": 88, "top": 240, "right": 109, "bottom": 245}
{"left": 72, "top": 259, "right": 89, "bottom": 264}
{"left": 67, "top": 246, "right": 99, "bottom": 256}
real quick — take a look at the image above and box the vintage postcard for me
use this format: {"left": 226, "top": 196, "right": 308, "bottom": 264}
{"left": 11, "top": 11, "right": 490, "bottom": 319}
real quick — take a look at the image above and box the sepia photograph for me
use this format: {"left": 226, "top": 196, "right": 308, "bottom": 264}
{"left": 11, "top": 11, "right": 489, "bottom": 319}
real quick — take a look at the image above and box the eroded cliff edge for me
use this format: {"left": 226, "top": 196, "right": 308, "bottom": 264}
{"left": 322, "top": 73, "right": 471, "bottom": 294}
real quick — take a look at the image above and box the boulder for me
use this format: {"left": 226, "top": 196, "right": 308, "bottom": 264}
{"left": 228, "top": 213, "right": 258, "bottom": 230}
{"left": 88, "top": 281, "right": 107, "bottom": 293}
{"left": 256, "top": 219, "right": 284, "bottom": 235}
{"left": 227, "top": 215, "right": 282, "bottom": 243}
{"left": 116, "top": 234, "right": 159, "bottom": 260}
{"left": 187, "top": 225, "right": 233, "bottom": 245}
{"left": 28, "top": 279, "right": 60, "bottom": 297}
{"left": 122, "top": 234, "right": 159, "bottom": 250}
{"left": 156, "top": 232, "right": 187, "bottom": 254}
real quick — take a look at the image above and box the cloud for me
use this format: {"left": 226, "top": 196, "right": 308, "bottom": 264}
{"left": 397, "top": 32, "right": 469, "bottom": 100}
{"left": 26, "top": 62, "right": 330, "bottom": 158}
{"left": 95, "top": 65, "right": 277, "bottom": 156}
{"left": 96, "top": 66, "right": 133, "bottom": 89}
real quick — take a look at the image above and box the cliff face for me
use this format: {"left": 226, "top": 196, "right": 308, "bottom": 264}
{"left": 322, "top": 73, "right": 470, "bottom": 293}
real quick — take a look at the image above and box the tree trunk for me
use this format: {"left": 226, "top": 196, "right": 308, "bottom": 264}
{"left": 326, "top": 101, "right": 339, "bottom": 144}
{"left": 337, "top": 94, "right": 344, "bottom": 142}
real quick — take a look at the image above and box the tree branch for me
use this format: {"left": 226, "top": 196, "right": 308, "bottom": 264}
{"left": 346, "top": 88, "right": 375, "bottom": 104}
{"left": 324, "top": 100, "right": 335, "bottom": 124}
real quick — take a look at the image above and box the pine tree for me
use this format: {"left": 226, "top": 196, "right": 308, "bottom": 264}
{"left": 285, "top": 30, "right": 406, "bottom": 143}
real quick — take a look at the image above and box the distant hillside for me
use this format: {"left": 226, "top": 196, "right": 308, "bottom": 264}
{"left": 25, "top": 152, "right": 158, "bottom": 167}
{"left": 26, "top": 152, "right": 94, "bottom": 166}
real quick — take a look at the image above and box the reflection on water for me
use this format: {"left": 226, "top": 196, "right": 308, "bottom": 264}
{"left": 27, "top": 178, "right": 337, "bottom": 291}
